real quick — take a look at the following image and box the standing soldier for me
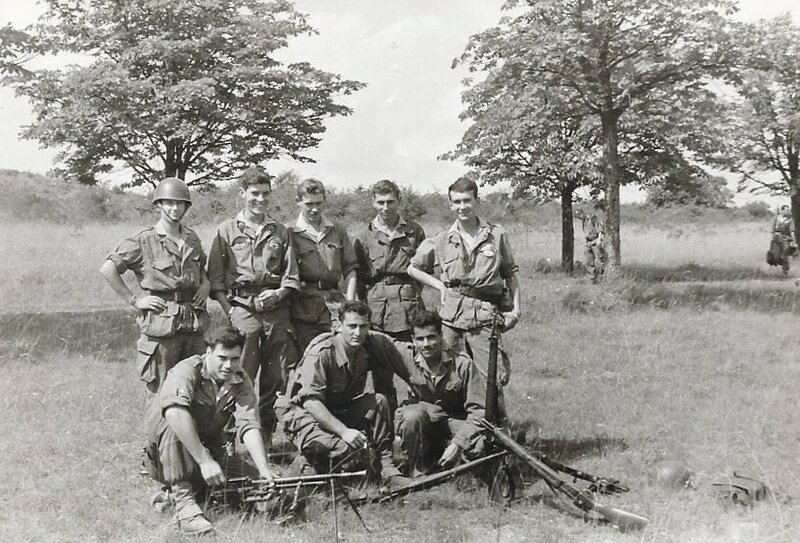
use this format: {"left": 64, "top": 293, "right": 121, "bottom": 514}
{"left": 580, "top": 201, "right": 606, "bottom": 283}
{"left": 207, "top": 167, "right": 300, "bottom": 444}
{"left": 407, "top": 177, "right": 521, "bottom": 400}
{"left": 287, "top": 178, "right": 358, "bottom": 354}
{"left": 770, "top": 204, "right": 796, "bottom": 277}
{"left": 354, "top": 180, "right": 426, "bottom": 342}
{"left": 99, "top": 177, "right": 211, "bottom": 393}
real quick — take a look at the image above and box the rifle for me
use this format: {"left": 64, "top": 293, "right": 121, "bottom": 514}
{"left": 480, "top": 419, "right": 648, "bottom": 532}
{"left": 210, "top": 470, "right": 368, "bottom": 506}
{"left": 482, "top": 313, "right": 648, "bottom": 532}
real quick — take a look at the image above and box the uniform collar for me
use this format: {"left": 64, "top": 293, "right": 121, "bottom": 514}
{"left": 414, "top": 349, "right": 454, "bottom": 377}
{"left": 154, "top": 221, "right": 187, "bottom": 240}
{"left": 449, "top": 217, "right": 487, "bottom": 235}
{"left": 293, "top": 212, "right": 334, "bottom": 233}
{"left": 235, "top": 209, "right": 276, "bottom": 229}
{"left": 333, "top": 333, "right": 367, "bottom": 368}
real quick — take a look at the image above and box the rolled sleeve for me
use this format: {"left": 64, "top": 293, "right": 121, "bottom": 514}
{"left": 498, "top": 231, "right": 519, "bottom": 279}
{"left": 280, "top": 230, "right": 301, "bottom": 292}
{"left": 410, "top": 237, "right": 436, "bottom": 273}
{"left": 106, "top": 236, "right": 143, "bottom": 275}
{"left": 158, "top": 363, "right": 198, "bottom": 413}
{"left": 339, "top": 227, "right": 359, "bottom": 278}
{"left": 293, "top": 352, "right": 328, "bottom": 405}
{"left": 207, "top": 230, "right": 228, "bottom": 294}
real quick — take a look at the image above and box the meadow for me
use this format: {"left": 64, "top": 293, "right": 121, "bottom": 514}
{"left": 2, "top": 214, "right": 800, "bottom": 542}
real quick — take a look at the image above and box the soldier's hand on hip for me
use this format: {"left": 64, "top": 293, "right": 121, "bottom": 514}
{"left": 501, "top": 311, "right": 520, "bottom": 332}
{"left": 200, "top": 459, "right": 226, "bottom": 487}
{"left": 340, "top": 428, "right": 367, "bottom": 450}
{"left": 134, "top": 295, "right": 167, "bottom": 312}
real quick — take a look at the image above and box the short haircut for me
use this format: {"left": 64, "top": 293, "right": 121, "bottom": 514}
{"left": 296, "top": 178, "right": 326, "bottom": 201}
{"left": 338, "top": 299, "right": 372, "bottom": 322}
{"left": 206, "top": 325, "right": 245, "bottom": 350}
{"left": 448, "top": 176, "right": 479, "bottom": 200}
{"left": 371, "top": 179, "right": 401, "bottom": 199}
{"left": 240, "top": 167, "right": 273, "bottom": 190}
{"left": 409, "top": 309, "right": 443, "bottom": 335}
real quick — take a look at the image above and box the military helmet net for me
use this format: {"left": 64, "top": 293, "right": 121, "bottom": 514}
{"left": 152, "top": 177, "right": 192, "bottom": 205}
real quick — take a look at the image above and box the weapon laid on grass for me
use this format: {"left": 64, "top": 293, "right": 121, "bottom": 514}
{"left": 353, "top": 451, "right": 511, "bottom": 504}
{"left": 210, "top": 470, "right": 368, "bottom": 506}
{"left": 480, "top": 419, "right": 648, "bottom": 532}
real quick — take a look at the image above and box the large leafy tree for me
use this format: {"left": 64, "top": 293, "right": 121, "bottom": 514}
{"left": 0, "top": 25, "right": 37, "bottom": 76}
{"left": 8, "top": 0, "right": 364, "bottom": 187}
{"left": 454, "top": 0, "right": 737, "bottom": 270}
{"left": 733, "top": 15, "right": 800, "bottom": 245}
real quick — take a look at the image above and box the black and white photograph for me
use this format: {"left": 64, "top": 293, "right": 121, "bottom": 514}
{"left": 1, "top": 0, "right": 799, "bottom": 541}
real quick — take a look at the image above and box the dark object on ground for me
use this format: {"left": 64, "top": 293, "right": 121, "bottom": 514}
{"left": 651, "top": 460, "right": 693, "bottom": 490}
{"left": 712, "top": 473, "right": 770, "bottom": 507}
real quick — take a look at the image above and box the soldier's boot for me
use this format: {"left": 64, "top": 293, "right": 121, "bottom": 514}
{"left": 380, "top": 461, "right": 413, "bottom": 490}
{"left": 172, "top": 480, "right": 212, "bottom": 535}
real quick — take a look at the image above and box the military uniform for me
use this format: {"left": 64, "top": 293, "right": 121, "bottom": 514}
{"left": 287, "top": 215, "right": 358, "bottom": 353}
{"left": 106, "top": 223, "right": 210, "bottom": 392}
{"left": 771, "top": 213, "right": 796, "bottom": 274}
{"left": 394, "top": 346, "right": 487, "bottom": 474}
{"left": 353, "top": 216, "right": 426, "bottom": 341}
{"left": 410, "top": 218, "right": 517, "bottom": 386}
{"left": 143, "top": 355, "right": 262, "bottom": 522}
{"left": 582, "top": 213, "right": 605, "bottom": 281}
{"left": 278, "top": 332, "right": 418, "bottom": 476}
{"left": 207, "top": 211, "right": 300, "bottom": 432}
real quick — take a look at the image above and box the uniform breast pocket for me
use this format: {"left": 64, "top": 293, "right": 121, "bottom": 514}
{"left": 296, "top": 245, "right": 317, "bottom": 266}
{"left": 230, "top": 237, "right": 251, "bottom": 257}
{"left": 441, "top": 251, "right": 462, "bottom": 276}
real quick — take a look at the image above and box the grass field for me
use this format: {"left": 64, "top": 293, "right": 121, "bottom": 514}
{"left": 2, "top": 217, "right": 799, "bottom": 542}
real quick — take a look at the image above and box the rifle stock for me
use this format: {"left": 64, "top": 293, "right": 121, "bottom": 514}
{"left": 480, "top": 419, "right": 648, "bottom": 532}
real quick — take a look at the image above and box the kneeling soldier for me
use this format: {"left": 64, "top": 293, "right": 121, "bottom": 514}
{"left": 279, "top": 301, "right": 414, "bottom": 488}
{"left": 395, "top": 310, "right": 487, "bottom": 477}
{"left": 143, "top": 326, "right": 276, "bottom": 535}
{"left": 100, "top": 177, "right": 211, "bottom": 393}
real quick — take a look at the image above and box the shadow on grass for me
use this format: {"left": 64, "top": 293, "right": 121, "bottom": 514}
{"left": 620, "top": 263, "right": 782, "bottom": 283}
{"left": 530, "top": 436, "right": 628, "bottom": 465}
{"left": 0, "top": 308, "right": 139, "bottom": 363}
{"left": 561, "top": 281, "right": 800, "bottom": 315}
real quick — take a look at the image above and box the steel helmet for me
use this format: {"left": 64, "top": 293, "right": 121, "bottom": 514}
{"left": 152, "top": 177, "right": 192, "bottom": 206}
{"left": 651, "top": 460, "right": 693, "bottom": 490}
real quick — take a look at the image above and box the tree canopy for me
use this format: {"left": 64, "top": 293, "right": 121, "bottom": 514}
{"left": 8, "top": 0, "right": 364, "bottom": 187}
{"left": 454, "top": 0, "right": 738, "bottom": 269}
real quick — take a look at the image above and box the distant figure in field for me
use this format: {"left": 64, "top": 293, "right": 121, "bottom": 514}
{"left": 99, "top": 177, "right": 211, "bottom": 393}
{"left": 577, "top": 201, "right": 606, "bottom": 283}
{"left": 143, "top": 326, "right": 276, "bottom": 535}
{"left": 407, "top": 176, "right": 521, "bottom": 408}
{"left": 353, "top": 179, "right": 427, "bottom": 342}
{"left": 770, "top": 204, "right": 796, "bottom": 277}
{"left": 286, "top": 178, "right": 358, "bottom": 354}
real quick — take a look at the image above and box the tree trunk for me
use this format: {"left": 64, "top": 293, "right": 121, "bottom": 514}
{"left": 601, "top": 111, "right": 622, "bottom": 270}
{"left": 164, "top": 141, "right": 177, "bottom": 178}
{"left": 788, "top": 150, "right": 800, "bottom": 247}
{"left": 560, "top": 185, "right": 575, "bottom": 272}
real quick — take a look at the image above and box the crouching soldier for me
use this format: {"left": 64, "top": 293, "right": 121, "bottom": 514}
{"left": 395, "top": 310, "right": 487, "bottom": 477}
{"left": 277, "top": 301, "right": 415, "bottom": 488}
{"left": 143, "top": 326, "right": 276, "bottom": 535}
{"left": 99, "top": 177, "right": 210, "bottom": 392}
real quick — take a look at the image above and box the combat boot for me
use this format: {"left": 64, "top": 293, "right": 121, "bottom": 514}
{"left": 380, "top": 464, "right": 412, "bottom": 490}
{"left": 171, "top": 480, "right": 212, "bottom": 535}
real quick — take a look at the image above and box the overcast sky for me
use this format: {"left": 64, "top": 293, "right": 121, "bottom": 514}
{"left": 2, "top": 0, "right": 799, "bottom": 202}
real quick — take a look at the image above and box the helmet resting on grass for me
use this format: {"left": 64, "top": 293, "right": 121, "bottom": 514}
{"left": 651, "top": 460, "right": 693, "bottom": 490}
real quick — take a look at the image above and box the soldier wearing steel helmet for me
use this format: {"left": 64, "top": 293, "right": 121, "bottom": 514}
{"left": 100, "top": 177, "right": 211, "bottom": 393}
